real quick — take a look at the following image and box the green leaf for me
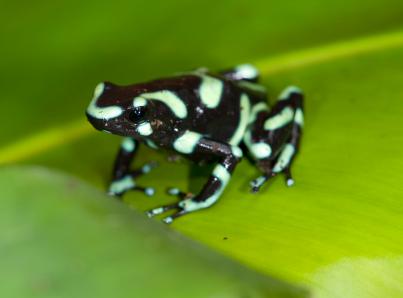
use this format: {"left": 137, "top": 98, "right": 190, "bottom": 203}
{"left": 1, "top": 1, "right": 403, "bottom": 297}
{"left": 0, "top": 166, "right": 307, "bottom": 298}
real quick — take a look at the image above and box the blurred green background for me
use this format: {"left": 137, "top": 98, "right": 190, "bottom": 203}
{"left": 1, "top": 1, "right": 403, "bottom": 297}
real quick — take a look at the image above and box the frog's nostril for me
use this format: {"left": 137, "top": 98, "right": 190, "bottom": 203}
{"left": 102, "top": 81, "right": 117, "bottom": 91}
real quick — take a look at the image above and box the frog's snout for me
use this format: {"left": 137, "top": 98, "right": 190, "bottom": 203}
{"left": 86, "top": 112, "right": 106, "bottom": 131}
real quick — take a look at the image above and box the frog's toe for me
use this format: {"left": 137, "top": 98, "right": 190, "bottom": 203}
{"left": 146, "top": 204, "right": 189, "bottom": 224}
{"left": 146, "top": 202, "right": 179, "bottom": 218}
{"left": 133, "top": 186, "right": 156, "bottom": 197}
{"left": 283, "top": 168, "right": 295, "bottom": 187}
{"left": 162, "top": 209, "right": 188, "bottom": 224}
{"left": 146, "top": 198, "right": 194, "bottom": 224}
{"left": 146, "top": 190, "right": 196, "bottom": 223}
{"left": 108, "top": 174, "right": 156, "bottom": 197}
{"left": 250, "top": 172, "right": 275, "bottom": 193}
{"left": 143, "top": 161, "right": 159, "bottom": 173}
{"left": 108, "top": 175, "right": 136, "bottom": 197}
{"left": 167, "top": 187, "right": 194, "bottom": 199}
{"left": 129, "top": 161, "right": 158, "bottom": 178}
{"left": 250, "top": 168, "right": 295, "bottom": 192}
{"left": 250, "top": 176, "right": 267, "bottom": 193}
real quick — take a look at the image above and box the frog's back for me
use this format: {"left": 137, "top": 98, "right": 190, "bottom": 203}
{"left": 141, "top": 71, "right": 266, "bottom": 147}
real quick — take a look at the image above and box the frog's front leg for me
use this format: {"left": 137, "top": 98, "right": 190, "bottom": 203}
{"left": 147, "top": 135, "right": 242, "bottom": 223}
{"left": 108, "top": 137, "right": 157, "bottom": 197}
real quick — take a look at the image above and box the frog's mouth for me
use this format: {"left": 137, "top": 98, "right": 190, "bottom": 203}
{"left": 86, "top": 113, "right": 108, "bottom": 131}
{"left": 85, "top": 113, "right": 118, "bottom": 132}
{"left": 86, "top": 112, "right": 146, "bottom": 139}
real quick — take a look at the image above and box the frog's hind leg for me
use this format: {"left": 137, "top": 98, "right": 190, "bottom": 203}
{"left": 219, "top": 64, "right": 260, "bottom": 82}
{"left": 249, "top": 86, "right": 304, "bottom": 192}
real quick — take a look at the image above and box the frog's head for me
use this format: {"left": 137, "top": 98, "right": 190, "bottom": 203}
{"left": 86, "top": 81, "right": 173, "bottom": 139}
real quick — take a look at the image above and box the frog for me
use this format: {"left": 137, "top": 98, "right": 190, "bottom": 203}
{"left": 86, "top": 64, "right": 304, "bottom": 224}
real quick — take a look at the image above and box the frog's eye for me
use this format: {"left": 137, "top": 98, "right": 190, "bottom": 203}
{"left": 128, "top": 107, "right": 146, "bottom": 123}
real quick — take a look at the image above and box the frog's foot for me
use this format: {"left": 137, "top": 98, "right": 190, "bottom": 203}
{"left": 283, "top": 168, "right": 295, "bottom": 187}
{"left": 250, "top": 167, "right": 294, "bottom": 193}
{"left": 250, "top": 172, "right": 275, "bottom": 193}
{"left": 146, "top": 190, "right": 196, "bottom": 224}
{"left": 107, "top": 162, "right": 158, "bottom": 197}
{"left": 146, "top": 203, "right": 187, "bottom": 224}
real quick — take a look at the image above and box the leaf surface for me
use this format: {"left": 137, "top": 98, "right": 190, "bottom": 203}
{"left": 0, "top": 166, "right": 307, "bottom": 298}
{"left": 1, "top": 1, "right": 403, "bottom": 297}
